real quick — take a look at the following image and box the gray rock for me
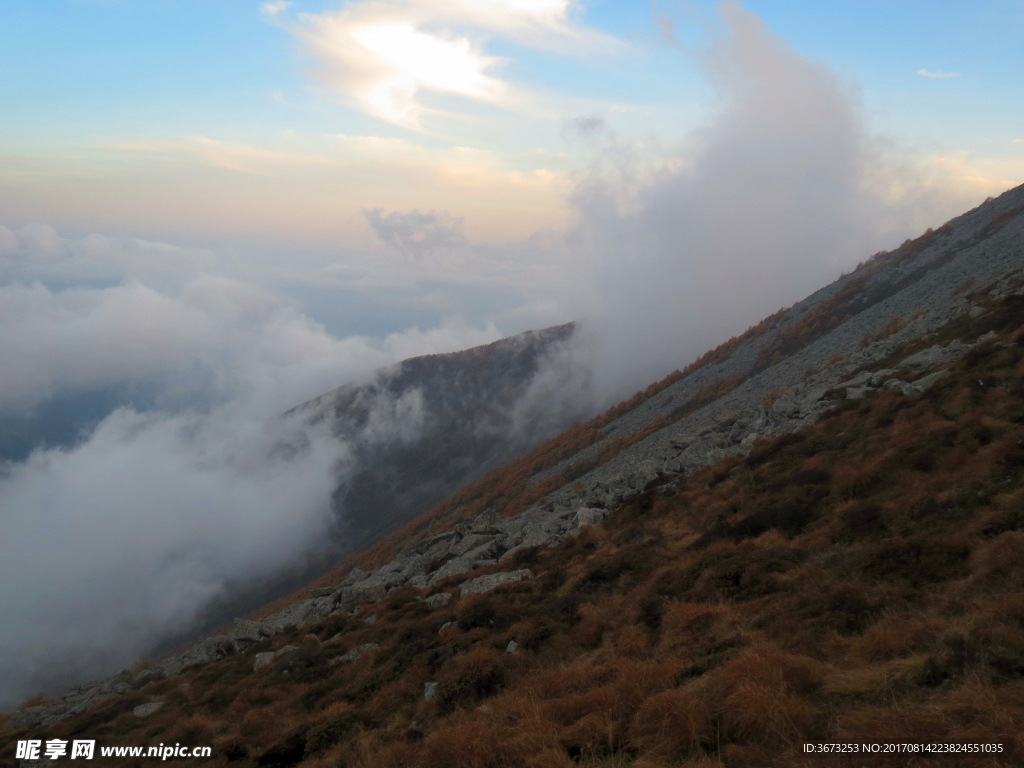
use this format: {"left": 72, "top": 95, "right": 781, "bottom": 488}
{"left": 310, "top": 587, "right": 335, "bottom": 598}
{"left": 253, "top": 652, "right": 275, "bottom": 670}
{"left": 461, "top": 538, "right": 508, "bottom": 563}
{"left": 846, "top": 386, "right": 872, "bottom": 400}
{"left": 439, "top": 621, "right": 458, "bottom": 634}
{"left": 836, "top": 371, "right": 873, "bottom": 388}
{"left": 333, "top": 643, "right": 379, "bottom": 665}
{"left": 897, "top": 341, "right": 970, "bottom": 371}
{"left": 770, "top": 395, "right": 800, "bottom": 416}
{"left": 415, "top": 531, "right": 459, "bottom": 556}
{"left": 505, "top": 640, "right": 518, "bottom": 654}
{"left": 363, "top": 614, "right": 377, "bottom": 625}
{"left": 260, "top": 599, "right": 330, "bottom": 634}
{"left": 342, "top": 567, "right": 368, "bottom": 586}
{"left": 883, "top": 379, "right": 916, "bottom": 396}
{"left": 458, "top": 568, "right": 533, "bottom": 596}
{"left": 447, "top": 533, "right": 496, "bottom": 557}
{"left": 467, "top": 509, "right": 500, "bottom": 534}
{"left": 159, "top": 635, "right": 235, "bottom": 676}
{"left": 869, "top": 368, "right": 898, "bottom": 386}
{"left": 575, "top": 507, "right": 606, "bottom": 528}
{"left": 334, "top": 580, "right": 387, "bottom": 612}
{"left": 424, "top": 592, "right": 452, "bottom": 608}
{"left": 132, "top": 702, "right": 163, "bottom": 717}
{"left": 394, "top": 554, "right": 431, "bottom": 578}
{"left": 426, "top": 555, "right": 474, "bottom": 585}
{"left": 226, "top": 618, "right": 268, "bottom": 651}
{"left": 424, "top": 681, "right": 438, "bottom": 702}
{"left": 912, "top": 369, "right": 952, "bottom": 392}
{"left": 406, "top": 574, "right": 430, "bottom": 589}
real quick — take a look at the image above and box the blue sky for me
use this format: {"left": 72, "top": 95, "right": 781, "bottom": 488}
{"left": 2, "top": 1, "right": 1021, "bottom": 146}
{"left": 0, "top": 0, "right": 1022, "bottom": 338}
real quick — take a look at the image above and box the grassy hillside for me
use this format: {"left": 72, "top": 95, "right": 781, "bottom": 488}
{"left": 7, "top": 298, "right": 1024, "bottom": 766}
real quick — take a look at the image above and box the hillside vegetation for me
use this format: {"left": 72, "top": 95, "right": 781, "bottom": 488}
{"left": 8, "top": 288, "right": 1024, "bottom": 766}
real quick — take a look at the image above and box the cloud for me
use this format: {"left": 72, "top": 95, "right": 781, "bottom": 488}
{"left": 0, "top": 224, "right": 510, "bottom": 708}
{"left": 364, "top": 208, "right": 468, "bottom": 256}
{"left": 562, "top": 115, "right": 606, "bottom": 139}
{"left": 0, "top": 225, "right": 18, "bottom": 253}
{"left": 260, "top": 1, "right": 290, "bottom": 16}
{"left": 567, "top": 1, "right": 1000, "bottom": 403}
{"left": 269, "top": 0, "right": 622, "bottom": 128}
{"left": 917, "top": 68, "right": 959, "bottom": 79}
{"left": 0, "top": 407, "right": 344, "bottom": 710}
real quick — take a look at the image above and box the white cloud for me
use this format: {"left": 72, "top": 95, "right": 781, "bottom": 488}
{"left": 568, "top": 2, "right": 1007, "bottom": 403}
{"left": 0, "top": 406, "right": 345, "bottom": 710}
{"left": 260, "top": 0, "right": 290, "bottom": 16}
{"left": 0, "top": 225, "right": 18, "bottom": 254}
{"left": 269, "top": 0, "right": 622, "bottom": 128}
{"left": 0, "top": 222, "right": 510, "bottom": 708}
{"left": 364, "top": 207, "right": 468, "bottom": 256}
{"left": 917, "top": 68, "right": 959, "bottom": 79}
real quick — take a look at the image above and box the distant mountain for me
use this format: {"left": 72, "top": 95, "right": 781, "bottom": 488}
{"left": 288, "top": 321, "right": 584, "bottom": 556}
{"left": 145, "top": 321, "right": 588, "bottom": 651}
{"left": 9, "top": 185, "right": 1024, "bottom": 765}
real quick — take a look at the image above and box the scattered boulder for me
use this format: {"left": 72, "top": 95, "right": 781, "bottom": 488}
{"left": 132, "top": 702, "right": 163, "bottom": 718}
{"left": 426, "top": 555, "right": 474, "bottom": 585}
{"left": 575, "top": 508, "right": 606, "bottom": 528}
{"left": 424, "top": 682, "right": 438, "bottom": 702}
{"left": 159, "top": 635, "right": 235, "bottom": 677}
{"left": 333, "top": 643, "right": 379, "bottom": 666}
{"left": 424, "top": 592, "right": 452, "bottom": 608}
{"left": 836, "top": 371, "right": 874, "bottom": 389}
{"left": 334, "top": 581, "right": 388, "bottom": 612}
{"left": 342, "top": 568, "right": 368, "bottom": 586}
{"left": 914, "top": 369, "right": 952, "bottom": 391}
{"left": 458, "top": 569, "right": 533, "bottom": 597}
{"left": 254, "top": 644, "right": 300, "bottom": 671}
{"left": 253, "top": 652, "right": 276, "bottom": 671}
{"left": 897, "top": 341, "right": 971, "bottom": 371}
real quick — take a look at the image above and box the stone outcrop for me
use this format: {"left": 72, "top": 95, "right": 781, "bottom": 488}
{"left": 458, "top": 569, "right": 534, "bottom": 597}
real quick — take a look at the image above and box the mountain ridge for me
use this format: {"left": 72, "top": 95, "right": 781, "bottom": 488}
{"left": 5, "top": 184, "right": 1024, "bottom": 767}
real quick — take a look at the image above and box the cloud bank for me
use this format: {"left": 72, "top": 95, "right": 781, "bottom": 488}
{"left": 0, "top": 225, "right": 503, "bottom": 708}
{"left": 569, "top": 1, "right": 1004, "bottom": 403}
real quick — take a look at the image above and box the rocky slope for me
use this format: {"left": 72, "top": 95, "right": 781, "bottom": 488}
{"left": 5, "top": 184, "right": 1024, "bottom": 760}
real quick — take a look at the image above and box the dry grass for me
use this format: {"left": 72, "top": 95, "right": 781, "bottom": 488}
{"left": 12, "top": 297, "right": 1024, "bottom": 768}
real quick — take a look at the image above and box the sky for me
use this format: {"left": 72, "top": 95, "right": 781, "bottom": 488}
{"left": 0, "top": 0, "right": 1023, "bottom": 708}
{"left": 1, "top": 1, "right": 1022, "bottom": 340}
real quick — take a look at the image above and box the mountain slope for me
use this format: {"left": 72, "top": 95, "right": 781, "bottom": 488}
{"left": 5, "top": 185, "right": 1024, "bottom": 767}
{"left": 287, "top": 322, "right": 582, "bottom": 554}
